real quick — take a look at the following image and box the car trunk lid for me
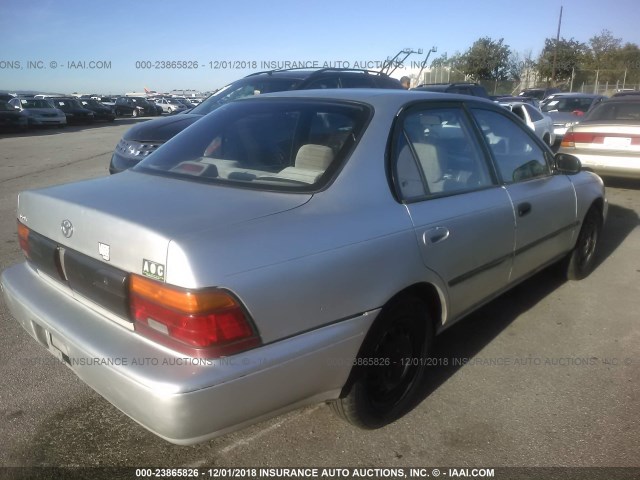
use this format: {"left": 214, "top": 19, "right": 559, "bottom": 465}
{"left": 17, "top": 170, "right": 311, "bottom": 320}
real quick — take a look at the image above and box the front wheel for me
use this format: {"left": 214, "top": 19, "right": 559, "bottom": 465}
{"left": 132, "top": 109, "right": 139, "bottom": 118}
{"left": 562, "top": 206, "right": 603, "bottom": 280}
{"left": 330, "top": 295, "right": 433, "bottom": 429}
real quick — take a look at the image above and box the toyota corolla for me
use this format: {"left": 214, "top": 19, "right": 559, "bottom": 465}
{"left": 1, "top": 90, "right": 607, "bottom": 445}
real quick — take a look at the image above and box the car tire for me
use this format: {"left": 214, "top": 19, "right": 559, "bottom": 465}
{"left": 562, "top": 205, "right": 603, "bottom": 280}
{"left": 543, "top": 134, "right": 551, "bottom": 146}
{"left": 330, "top": 295, "right": 432, "bottom": 429}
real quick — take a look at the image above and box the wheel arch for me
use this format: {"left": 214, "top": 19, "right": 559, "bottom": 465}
{"left": 339, "top": 281, "right": 445, "bottom": 396}
{"left": 388, "top": 282, "right": 445, "bottom": 334}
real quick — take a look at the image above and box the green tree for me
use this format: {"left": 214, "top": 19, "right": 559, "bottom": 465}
{"left": 614, "top": 43, "right": 640, "bottom": 85}
{"left": 537, "top": 37, "right": 588, "bottom": 85}
{"left": 585, "top": 29, "right": 623, "bottom": 83}
{"left": 460, "top": 37, "right": 512, "bottom": 81}
{"left": 588, "top": 29, "right": 622, "bottom": 70}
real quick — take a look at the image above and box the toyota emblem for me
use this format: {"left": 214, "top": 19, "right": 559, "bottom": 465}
{"left": 61, "top": 219, "right": 73, "bottom": 238}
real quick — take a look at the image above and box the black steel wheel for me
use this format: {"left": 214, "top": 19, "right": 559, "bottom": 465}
{"left": 563, "top": 206, "right": 603, "bottom": 280}
{"left": 331, "top": 295, "right": 432, "bottom": 429}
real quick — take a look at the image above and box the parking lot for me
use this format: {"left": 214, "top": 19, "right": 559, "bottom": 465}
{"left": 0, "top": 120, "right": 638, "bottom": 468}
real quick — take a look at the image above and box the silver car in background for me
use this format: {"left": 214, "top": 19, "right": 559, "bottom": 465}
{"left": 541, "top": 93, "right": 607, "bottom": 141}
{"left": 8, "top": 97, "right": 67, "bottom": 127}
{"left": 559, "top": 96, "right": 640, "bottom": 179}
{"left": 1, "top": 90, "right": 607, "bottom": 445}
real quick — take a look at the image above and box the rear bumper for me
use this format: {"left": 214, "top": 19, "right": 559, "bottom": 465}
{"left": 1, "top": 263, "right": 374, "bottom": 444}
{"left": 573, "top": 152, "right": 640, "bottom": 179}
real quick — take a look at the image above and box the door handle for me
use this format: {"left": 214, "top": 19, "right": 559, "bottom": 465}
{"left": 423, "top": 226, "right": 450, "bottom": 245}
{"left": 518, "top": 202, "right": 532, "bottom": 217}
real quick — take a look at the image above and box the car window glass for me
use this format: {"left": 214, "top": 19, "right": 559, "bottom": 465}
{"left": 339, "top": 75, "right": 374, "bottom": 88}
{"left": 512, "top": 106, "right": 526, "bottom": 122}
{"left": 190, "top": 78, "right": 301, "bottom": 116}
{"left": 525, "top": 104, "right": 544, "bottom": 122}
{"left": 471, "top": 108, "right": 550, "bottom": 183}
{"left": 394, "top": 107, "right": 494, "bottom": 199}
{"left": 135, "top": 100, "right": 370, "bottom": 192}
{"left": 586, "top": 101, "right": 640, "bottom": 121}
{"left": 305, "top": 77, "right": 340, "bottom": 89}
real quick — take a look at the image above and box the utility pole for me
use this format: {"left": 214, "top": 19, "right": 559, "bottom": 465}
{"left": 550, "top": 6, "right": 563, "bottom": 87}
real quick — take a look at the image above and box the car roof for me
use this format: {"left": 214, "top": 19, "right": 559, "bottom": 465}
{"left": 602, "top": 96, "right": 640, "bottom": 103}
{"left": 547, "top": 93, "right": 602, "bottom": 98}
{"left": 499, "top": 101, "right": 532, "bottom": 107}
{"left": 246, "top": 88, "right": 495, "bottom": 109}
{"left": 245, "top": 68, "right": 394, "bottom": 81}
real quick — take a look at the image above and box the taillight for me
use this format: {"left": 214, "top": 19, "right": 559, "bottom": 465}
{"left": 560, "top": 132, "right": 575, "bottom": 148}
{"left": 129, "top": 274, "right": 260, "bottom": 358}
{"left": 561, "top": 131, "right": 599, "bottom": 148}
{"left": 17, "top": 220, "right": 30, "bottom": 259}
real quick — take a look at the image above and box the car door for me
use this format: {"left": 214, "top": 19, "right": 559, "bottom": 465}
{"left": 392, "top": 103, "right": 515, "bottom": 319}
{"left": 469, "top": 107, "right": 577, "bottom": 283}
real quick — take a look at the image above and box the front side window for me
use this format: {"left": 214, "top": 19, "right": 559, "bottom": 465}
{"left": 393, "top": 106, "right": 495, "bottom": 200}
{"left": 134, "top": 99, "right": 370, "bottom": 192}
{"left": 471, "top": 108, "right": 550, "bottom": 183}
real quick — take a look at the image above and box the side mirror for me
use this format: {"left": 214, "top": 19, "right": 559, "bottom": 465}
{"left": 555, "top": 153, "right": 581, "bottom": 174}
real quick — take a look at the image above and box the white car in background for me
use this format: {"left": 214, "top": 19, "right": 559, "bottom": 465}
{"left": 500, "top": 101, "right": 555, "bottom": 146}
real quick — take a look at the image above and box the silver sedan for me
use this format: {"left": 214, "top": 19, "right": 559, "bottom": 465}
{"left": 1, "top": 90, "right": 607, "bottom": 445}
{"left": 8, "top": 98, "right": 67, "bottom": 127}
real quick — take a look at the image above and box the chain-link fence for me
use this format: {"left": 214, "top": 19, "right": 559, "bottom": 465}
{"left": 413, "top": 66, "right": 640, "bottom": 96}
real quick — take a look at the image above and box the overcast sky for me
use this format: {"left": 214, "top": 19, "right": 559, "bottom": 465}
{"left": 1, "top": 0, "right": 638, "bottom": 94}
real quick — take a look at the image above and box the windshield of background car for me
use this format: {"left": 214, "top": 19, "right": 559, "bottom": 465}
{"left": 190, "top": 78, "right": 303, "bottom": 116}
{"left": 584, "top": 101, "right": 640, "bottom": 122}
{"left": 133, "top": 99, "right": 371, "bottom": 192}
{"left": 542, "top": 97, "right": 594, "bottom": 113}
{"left": 52, "top": 99, "right": 82, "bottom": 109}
{"left": 21, "top": 99, "right": 53, "bottom": 108}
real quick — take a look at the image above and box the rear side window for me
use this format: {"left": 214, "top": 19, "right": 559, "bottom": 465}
{"left": 471, "top": 109, "right": 550, "bottom": 183}
{"left": 339, "top": 75, "right": 375, "bottom": 88}
{"left": 135, "top": 99, "right": 371, "bottom": 192}
{"left": 305, "top": 77, "right": 341, "bottom": 89}
{"left": 393, "top": 106, "right": 495, "bottom": 200}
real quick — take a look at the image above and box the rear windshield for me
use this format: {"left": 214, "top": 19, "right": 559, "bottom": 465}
{"left": 134, "top": 98, "right": 371, "bottom": 192}
{"left": 541, "top": 97, "right": 594, "bottom": 113}
{"left": 585, "top": 101, "right": 640, "bottom": 122}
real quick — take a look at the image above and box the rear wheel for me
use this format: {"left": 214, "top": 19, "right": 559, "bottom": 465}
{"left": 132, "top": 109, "right": 139, "bottom": 118}
{"left": 330, "top": 295, "right": 432, "bottom": 429}
{"left": 562, "top": 206, "right": 602, "bottom": 280}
